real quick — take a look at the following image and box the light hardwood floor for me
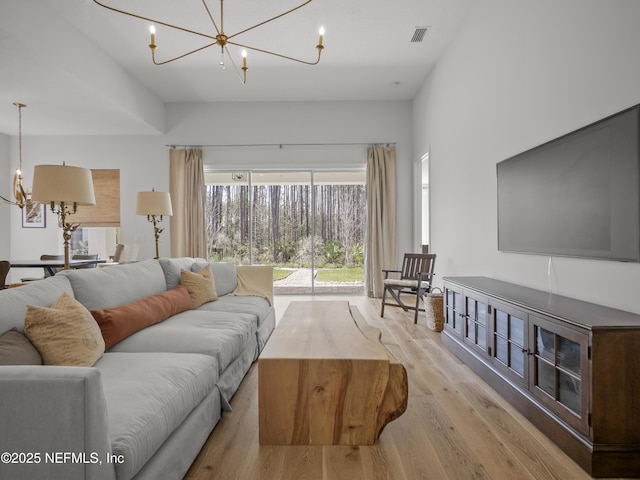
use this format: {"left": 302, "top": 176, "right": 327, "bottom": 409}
{"left": 184, "top": 295, "right": 627, "bottom": 480}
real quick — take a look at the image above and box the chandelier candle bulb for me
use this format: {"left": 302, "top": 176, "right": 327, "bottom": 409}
{"left": 318, "top": 26, "right": 324, "bottom": 46}
{"left": 241, "top": 50, "right": 248, "bottom": 83}
{"left": 149, "top": 25, "right": 156, "bottom": 46}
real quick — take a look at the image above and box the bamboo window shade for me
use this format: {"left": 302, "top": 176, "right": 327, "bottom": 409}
{"left": 73, "top": 169, "right": 120, "bottom": 227}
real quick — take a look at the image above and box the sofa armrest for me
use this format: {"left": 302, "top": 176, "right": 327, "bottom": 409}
{"left": 232, "top": 265, "right": 274, "bottom": 305}
{"left": 0, "top": 366, "right": 115, "bottom": 480}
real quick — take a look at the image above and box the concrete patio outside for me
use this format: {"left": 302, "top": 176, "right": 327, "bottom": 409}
{"left": 273, "top": 268, "right": 365, "bottom": 295}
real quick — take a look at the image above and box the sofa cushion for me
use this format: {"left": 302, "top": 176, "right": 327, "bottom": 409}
{"left": 95, "top": 352, "right": 218, "bottom": 480}
{"left": 158, "top": 257, "right": 206, "bottom": 290}
{"left": 197, "top": 295, "right": 272, "bottom": 328}
{"left": 108, "top": 310, "right": 257, "bottom": 374}
{"left": 91, "top": 286, "right": 193, "bottom": 349}
{"left": 24, "top": 293, "right": 105, "bottom": 366}
{"left": 192, "top": 261, "right": 238, "bottom": 297}
{"left": 0, "top": 328, "right": 42, "bottom": 365}
{"left": 181, "top": 266, "right": 217, "bottom": 308}
{"left": 58, "top": 259, "right": 167, "bottom": 310}
{"left": 0, "top": 276, "right": 74, "bottom": 334}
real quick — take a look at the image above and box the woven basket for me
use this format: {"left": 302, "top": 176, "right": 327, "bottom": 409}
{"left": 424, "top": 287, "right": 444, "bottom": 332}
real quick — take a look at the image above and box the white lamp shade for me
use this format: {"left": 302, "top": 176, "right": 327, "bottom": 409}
{"left": 31, "top": 164, "right": 96, "bottom": 205}
{"left": 136, "top": 191, "right": 173, "bottom": 216}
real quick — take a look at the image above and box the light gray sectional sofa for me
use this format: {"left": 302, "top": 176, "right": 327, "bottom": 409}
{"left": 0, "top": 257, "right": 275, "bottom": 480}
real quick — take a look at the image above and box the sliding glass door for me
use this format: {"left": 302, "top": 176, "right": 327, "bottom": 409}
{"left": 312, "top": 172, "right": 366, "bottom": 291}
{"left": 252, "top": 172, "right": 314, "bottom": 293}
{"left": 205, "top": 170, "right": 365, "bottom": 294}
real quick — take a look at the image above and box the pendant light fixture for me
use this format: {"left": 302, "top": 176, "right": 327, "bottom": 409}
{"left": 1, "top": 102, "right": 28, "bottom": 208}
{"left": 92, "top": 0, "right": 325, "bottom": 84}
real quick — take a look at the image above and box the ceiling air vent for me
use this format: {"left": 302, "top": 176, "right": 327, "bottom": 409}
{"left": 411, "top": 26, "right": 429, "bottom": 43}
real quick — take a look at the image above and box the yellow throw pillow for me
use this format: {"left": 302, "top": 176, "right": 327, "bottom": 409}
{"left": 181, "top": 265, "right": 217, "bottom": 308}
{"left": 24, "top": 292, "right": 105, "bottom": 367}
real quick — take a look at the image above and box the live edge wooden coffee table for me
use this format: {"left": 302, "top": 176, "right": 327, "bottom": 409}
{"left": 258, "top": 301, "right": 408, "bottom": 445}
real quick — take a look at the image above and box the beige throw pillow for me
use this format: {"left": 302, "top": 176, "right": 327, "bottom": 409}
{"left": 181, "top": 265, "right": 217, "bottom": 308}
{"left": 24, "top": 292, "right": 105, "bottom": 366}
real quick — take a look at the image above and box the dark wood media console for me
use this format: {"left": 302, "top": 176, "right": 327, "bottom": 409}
{"left": 441, "top": 276, "right": 640, "bottom": 478}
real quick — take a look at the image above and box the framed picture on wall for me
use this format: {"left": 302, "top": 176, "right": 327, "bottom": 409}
{"left": 22, "top": 199, "right": 46, "bottom": 228}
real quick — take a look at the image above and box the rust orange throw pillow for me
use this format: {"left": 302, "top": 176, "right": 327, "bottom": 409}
{"left": 91, "top": 285, "right": 192, "bottom": 349}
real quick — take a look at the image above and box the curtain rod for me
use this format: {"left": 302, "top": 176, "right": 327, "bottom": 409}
{"left": 165, "top": 142, "right": 396, "bottom": 148}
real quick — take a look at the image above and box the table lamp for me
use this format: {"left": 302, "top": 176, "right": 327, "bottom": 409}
{"left": 31, "top": 164, "right": 96, "bottom": 269}
{"left": 136, "top": 190, "right": 173, "bottom": 259}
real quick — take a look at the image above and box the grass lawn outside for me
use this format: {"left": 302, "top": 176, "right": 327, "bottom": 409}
{"left": 273, "top": 267, "right": 364, "bottom": 284}
{"left": 273, "top": 268, "right": 293, "bottom": 281}
{"left": 316, "top": 267, "right": 364, "bottom": 283}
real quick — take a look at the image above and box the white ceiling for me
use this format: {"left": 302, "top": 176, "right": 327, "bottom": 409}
{"left": 0, "top": 0, "right": 475, "bottom": 135}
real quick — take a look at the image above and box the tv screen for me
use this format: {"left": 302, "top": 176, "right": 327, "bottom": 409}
{"left": 497, "top": 104, "right": 640, "bottom": 262}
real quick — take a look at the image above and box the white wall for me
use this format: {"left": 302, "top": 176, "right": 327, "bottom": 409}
{"left": 413, "top": 0, "right": 640, "bottom": 313}
{"left": 8, "top": 100, "right": 414, "bottom": 281}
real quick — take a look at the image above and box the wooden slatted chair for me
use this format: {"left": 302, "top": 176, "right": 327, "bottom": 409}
{"left": 380, "top": 253, "right": 436, "bottom": 324}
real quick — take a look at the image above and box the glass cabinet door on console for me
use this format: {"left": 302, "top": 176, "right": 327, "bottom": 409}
{"left": 529, "top": 314, "right": 590, "bottom": 435}
{"left": 444, "top": 285, "right": 464, "bottom": 334}
{"left": 464, "top": 292, "right": 489, "bottom": 354}
{"left": 490, "top": 300, "right": 528, "bottom": 387}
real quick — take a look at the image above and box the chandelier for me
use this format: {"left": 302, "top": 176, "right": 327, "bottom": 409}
{"left": 92, "top": 0, "right": 325, "bottom": 84}
{"left": 0, "top": 102, "right": 28, "bottom": 208}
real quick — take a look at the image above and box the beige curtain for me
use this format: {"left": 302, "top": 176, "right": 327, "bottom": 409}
{"left": 365, "top": 145, "right": 398, "bottom": 298}
{"left": 169, "top": 148, "right": 207, "bottom": 258}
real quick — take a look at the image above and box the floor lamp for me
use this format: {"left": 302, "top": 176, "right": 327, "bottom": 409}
{"left": 31, "top": 164, "right": 96, "bottom": 270}
{"left": 136, "top": 190, "right": 173, "bottom": 259}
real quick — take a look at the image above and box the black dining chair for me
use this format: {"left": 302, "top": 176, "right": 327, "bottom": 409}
{"left": 71, "top": 254, "right": 99, "bottom": 269}
{"left": 0, "top": 261, "right": 10, "bottom": 289}
{"left": 21, "top": 254, "right": 65, "bottom": 282}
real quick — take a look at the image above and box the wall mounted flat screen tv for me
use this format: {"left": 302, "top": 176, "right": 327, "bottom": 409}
{"left": 497, "top": 104, "right": 640, "bottom": 262}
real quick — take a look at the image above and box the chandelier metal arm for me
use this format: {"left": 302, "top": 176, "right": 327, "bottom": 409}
{"left": 152, "top": 42, "right": 218, "bottom": 66}
{"left": 226, "top": 0, "right": 314, "bottom": 40}
{"left": 0, "top": 195, "right": 17, "bottom": 206}
{"left": 92, "top": 0, "right": 216, "bottom": 41}
{"left": 201, "top": 0, "right": 221, "bottom": 36}
{"left": 12, "top": 171, "right": 27, "bottom": 205}
{"left": 230, "top": 41, "right": 322, "bottom": 66}
{"left": 224, "top": 47, "right": 247, "bottom": 85}
{"left": 1, "top": 174, "right": 27, "bottom": 207}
